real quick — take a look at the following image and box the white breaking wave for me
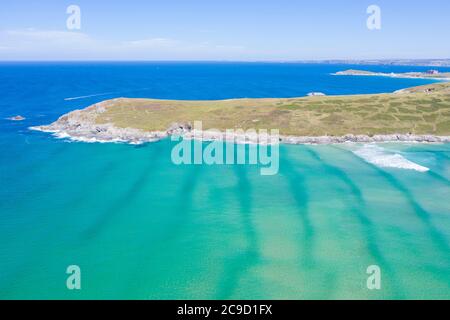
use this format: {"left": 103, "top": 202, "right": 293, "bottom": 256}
{"left": 353, "top": 144, "right": 429, "bottom": 172}
{"left": 52, "top": 131, "right": 132, "bottom": 144}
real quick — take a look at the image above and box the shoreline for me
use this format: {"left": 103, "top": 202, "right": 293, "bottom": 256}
{"left": 30, "top": 125, "right": 450, "bottom": 146}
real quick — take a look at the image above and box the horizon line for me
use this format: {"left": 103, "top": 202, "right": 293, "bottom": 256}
{"left": 0, "top": 58, "right": 449, "bottom": 63}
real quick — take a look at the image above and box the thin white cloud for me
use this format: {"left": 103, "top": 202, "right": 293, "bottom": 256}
{"left": 0, "top": 28, "right": 94, "bottom": 58}
{"left": 124, "top": 38, "right": 179, "bottom": 48}
{"left": 5, "top": 28, "right": 91, "bottom": 41}
{"left": 0, "top": 28, "right": 247, "bottom": 60}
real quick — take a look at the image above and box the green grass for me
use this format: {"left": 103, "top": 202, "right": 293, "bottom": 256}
{"left": 94, "top": 82, "right": 450, "bottom": 136}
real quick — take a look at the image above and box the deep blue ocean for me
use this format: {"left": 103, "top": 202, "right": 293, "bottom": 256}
{"left": 1, "top": 62, "right": 448, "bottom": 130}
{"left": 0, "top": 63, "right": 449, "bottom": 299}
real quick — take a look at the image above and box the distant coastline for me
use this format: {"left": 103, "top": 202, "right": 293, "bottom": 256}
{"left": 333, "top": 69, "right": 450, "bottom": 81}
{"left": 300, "top": 59, "right": 450, "bottom": 67}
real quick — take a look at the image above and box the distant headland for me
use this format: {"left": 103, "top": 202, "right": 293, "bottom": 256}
{"left": 334, "top": 69, "right": 450, "bottom": 80}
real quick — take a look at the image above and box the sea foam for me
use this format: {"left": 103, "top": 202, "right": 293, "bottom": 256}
{"left": 353, "top": 144, "right": 429, "bottom": 172}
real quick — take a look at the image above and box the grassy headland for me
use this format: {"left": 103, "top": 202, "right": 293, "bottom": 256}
{"left": 31, "top": 81, "right": 450, "bottom": 144}
{"left": 93, "top": 82, "right": 450, "bottom": 136}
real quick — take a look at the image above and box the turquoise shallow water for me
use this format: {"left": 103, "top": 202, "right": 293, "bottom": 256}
{"left": 1, "top": 138, "right": 449, "bottom": 299}
{"left": 0, "top": 63, "right": 449, "bottom": 299}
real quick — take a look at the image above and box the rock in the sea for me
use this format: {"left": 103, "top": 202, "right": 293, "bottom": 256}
{"left": 7, "top": 115, "right": 25, "bottom": 121}
{"left": 307, "top": 92, "right": 326, "bottom": 97}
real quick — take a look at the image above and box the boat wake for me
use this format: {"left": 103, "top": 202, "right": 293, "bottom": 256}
{"left": 353, "top": 144, "right": 429, "bottom": 172}
{"left": 64, "top": 92, "right": 117, "bottom": 101}
{"left": 64, "top": 88, "right": 151, "bottom": 101}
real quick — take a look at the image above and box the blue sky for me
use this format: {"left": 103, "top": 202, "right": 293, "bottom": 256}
{"left": 0, "top": 0, "right": 449, "bottom": 60}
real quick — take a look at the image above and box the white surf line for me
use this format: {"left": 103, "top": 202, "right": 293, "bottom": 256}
{"left": 352, "top": 144, "right": 430, "bottom": 172}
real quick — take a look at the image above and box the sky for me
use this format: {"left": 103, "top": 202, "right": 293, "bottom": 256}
{"left": 0, "top": 0, "right": 449, "bottom": 61}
